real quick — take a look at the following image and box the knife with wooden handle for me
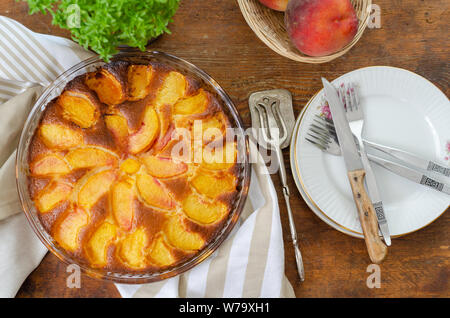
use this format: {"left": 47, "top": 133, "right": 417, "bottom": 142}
{"left": 348, "top": 170, "right": 388, "bottom": 263}
{"left": 322, "top": 78, "right": 388, "bottom": 264}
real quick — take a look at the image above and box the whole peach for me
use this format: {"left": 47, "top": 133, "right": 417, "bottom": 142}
{"left": 258, "top": 0, "right": 289, "bottom": 12}
{"left": 285, "top": 0, "right": 358, "bottom": 56}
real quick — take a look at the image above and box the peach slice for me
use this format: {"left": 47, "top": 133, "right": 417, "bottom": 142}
{"left": 30, "top": 154, "right": 70, "bottom": 176}
{"left": 164, "top": 215, "right": 204, "bottom": 251}
{"left": 105, "top": 114, "right": 129, "bottom": 147}
{"left": 174, "top": 89, "right": 208, "bottom": 115}
{"left": 152, "top": 124, "right": 175, "bottom": 153}
{"left": 154, "top": 71, "right": 187, "bottom": 107}
{"left": 117, "top": 227, "right": 148, "bottom": 269}
{"left": 53, "top": 207, "right": 89, "bottom": 252}
{"left": 127, "top": 65, "right": 154, "bottom": 101}
{"left": 39, "top": 124, "right": 83, "bottom": 150}
{"left": 199, "top": 114, "right": 226, "bottom": 144}
{"left": 128, "top": 107, "right": 160, "bottom": 154}
{"left": 156, "top": 103, "right": 172, "bottom": 142}
{"left": 85, "top": 222, "right": 118, "bottom": 268}
{"left": 35, "top": 181, "right": 72, "bottom": 213}
{"left": 78, "top": 170, "right": 116, "bottom": 210}
{"left": 57, "top": 90, "right": 99, "bottom": 128}
{"left": 182, "top": 192, "right": 228, "bottom": 224}
{"left": 85, "top": 69, "right": 125, "bottom": 105}
{"left": 65, "top": 147, "right": 118, "bottom": 170}
{"left": 191, "top": 170, "right": 236, "bottom": 199}
{"left": 147, "top": 235, "right": 176, "bottom": 267}
{"left": 158, "top": 131, "right": 193, "bottom": 163}
{"left": 111, "top": 180, "right": 135, "bottom": 231}
{"left": 136, "top": 172, "right": 174, "bottom": 210}
{"left": 140, "top": 155, "right": 187, "bottom": 178}
{"left": 120, "top": 158, "right": 141, "bottom": 175}
{"left": 202, "top": 141, "right": 237, "bottom": 170}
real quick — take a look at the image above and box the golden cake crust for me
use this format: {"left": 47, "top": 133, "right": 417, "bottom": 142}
{"left": 27, "top": 61, "right": 240, "bottom": 273}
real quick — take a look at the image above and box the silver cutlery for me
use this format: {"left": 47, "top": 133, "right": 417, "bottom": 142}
{"left": 364, "top": 140, "right": 450, "bottom": 179}
{"left": 338, "top": 83, "right": 391, "bottom": 246}
{"left": 313, "top": 114, "right": 450, "bottom": 182}
{"left": 322, "top": 78, "right": 387, "bottom": 264}
{"left": 306, "top": 115, "right": 450, "bottom": 196}
{"left": 251, "top": 92, "right": 305, "bottom": 281}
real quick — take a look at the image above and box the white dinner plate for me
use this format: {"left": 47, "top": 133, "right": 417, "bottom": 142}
{"left": 290, "top": 66, "right": 450, "bottom": 238}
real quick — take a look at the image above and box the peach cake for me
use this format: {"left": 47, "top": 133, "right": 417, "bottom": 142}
{"left": 27, "top": 61, "right": 240, "bottom": 272}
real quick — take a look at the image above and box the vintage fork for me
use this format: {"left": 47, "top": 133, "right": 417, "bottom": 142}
{"left": 339, "top": 84, "right": 391, "bottom": 246}
{"left": 306, "top": 115, "right": 342, "bottom": 156}
{"left": 254, "top": 97, "right": 305, "bottom": 281}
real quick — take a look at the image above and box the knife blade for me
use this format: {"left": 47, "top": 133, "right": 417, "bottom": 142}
{"left": 322, "top": 78, "right": 388, "bottom": 264}
{"left": 367, "top": 153, "right": 450, "bottom": 195}
{"left": 364, "top": 140, "right": 450, "bottom": 179}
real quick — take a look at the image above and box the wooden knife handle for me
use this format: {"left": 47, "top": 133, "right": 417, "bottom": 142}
{"left": 348, "top": 170, "right": 388, "bottom": 264}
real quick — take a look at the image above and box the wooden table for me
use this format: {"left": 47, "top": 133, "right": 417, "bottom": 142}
{"left": 3, "top": 0, "right": 448, "bottom": 298}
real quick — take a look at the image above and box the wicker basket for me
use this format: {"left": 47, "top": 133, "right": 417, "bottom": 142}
{"left": 237, "top": 0, "right": 372, "bottom": 64}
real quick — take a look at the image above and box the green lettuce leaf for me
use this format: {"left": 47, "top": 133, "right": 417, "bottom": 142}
{"left": 22, "top": 0, "right": 180, "bottom": 61}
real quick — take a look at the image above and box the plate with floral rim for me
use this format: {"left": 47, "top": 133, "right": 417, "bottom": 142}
{"left": 290, "top": 66, "right": 450, "bottom": 238}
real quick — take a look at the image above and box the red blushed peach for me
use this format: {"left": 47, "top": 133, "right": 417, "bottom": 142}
{"left": 111, "top": 180, "right": 135, "bottom": 231}
{"left": 140, "top": 155, "right": 187, "bottom": 178}
{"left": 136, "top": 173, "right": 175, "bottom": 210}
{"left": 128, "top": 107, "right": 160, "bottom": 154}
{"left": 285, "top": 0, "right": 358, "bottom": 57}
{"left": 258, "top": 0, "right": 289, "bottom": 11}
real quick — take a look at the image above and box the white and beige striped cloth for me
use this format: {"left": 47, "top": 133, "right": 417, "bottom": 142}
{"left": 0, "top": 16, "right": 295, "bottom": 298}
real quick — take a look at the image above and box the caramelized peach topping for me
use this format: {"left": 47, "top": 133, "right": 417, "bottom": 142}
{"left": 35, "top": 181, "right": 72, "bottom": 213}
{"left": 182, "top": 192, "right": 228, "bottom": 224}
{"left": 28, "top": 62, "right": 240, "bottom": 272}
{"left": 140, "top": 154, "right": 187, "bottom": 178}
{"left": 30, "top": 154, "right": 70, "bottom": 176}
{"left": 174, "top": 89, "right": 208, "bottom": 115}
{"left": 85, "top": 69, "right": 125, "bottom": 105}
{"left": 65, "top": 147, "right": 118, "bottom": 170}
{"left": 127, "top": 65, "right": 154, "bottom": 101}
{"left": 136, "top": 172, "right": 174, "bottom": 210}
{"left": 164, "top": 215, "right": 205, "bottom": 251}
{"left": 39, "top": 124, "right": 83, "bottom": 150}
{"left": 111, "top": 179, "right": 135, "bottom": 231}
{"left": 117, "top": 227, "right": 148, "bottom": 269}
{"left": 77, "top": 170, "right": 116, "bottom": 210}
{"left": 154, "top": 71, "right": 187, "bottom": 106}
{"left": 57, "top": 90, "right": 99, "bottom": 128}
{"left": 128, "top": 107, "right": 160, "bottom": 154}
{"left": 53, "top": 207, "right": 89, "bottom": 252}
{"left": 85, "top": 222, "right": 118, "bottom": 268}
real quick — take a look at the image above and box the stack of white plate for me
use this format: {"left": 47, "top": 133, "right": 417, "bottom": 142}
{"left": 290, "top": 66, "right": 450, "bottom": 238}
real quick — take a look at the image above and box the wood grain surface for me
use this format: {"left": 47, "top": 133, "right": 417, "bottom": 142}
{"left": 2, "top": 0, "right": 448, "bottom": 298}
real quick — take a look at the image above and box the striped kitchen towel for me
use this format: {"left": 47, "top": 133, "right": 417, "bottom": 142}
{"left": 0, "top": 15, "right": 295, "bottom": 298}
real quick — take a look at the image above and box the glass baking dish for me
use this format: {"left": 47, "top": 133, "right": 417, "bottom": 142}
{"left": 15, "top": 50, "right": 250, "bottom": 284}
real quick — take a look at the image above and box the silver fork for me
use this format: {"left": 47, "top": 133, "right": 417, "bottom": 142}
{"left": 306, "top": 116, "right": 342, "bottom": 156}
{"left": 338, "top": 83, "right": 391, "bottom": 246}
{"left": 254, "top": 98, "right": 305, "bottom": 282}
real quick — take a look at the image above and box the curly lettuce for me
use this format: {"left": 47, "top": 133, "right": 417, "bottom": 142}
{"left": 23, "top": 0, "right": 180, "bottom": 61}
